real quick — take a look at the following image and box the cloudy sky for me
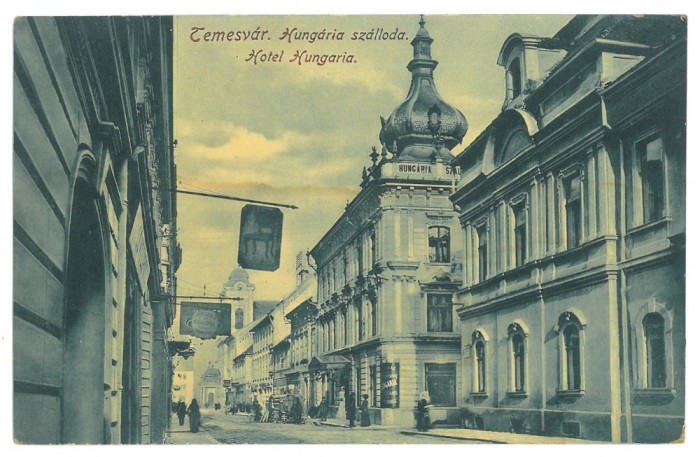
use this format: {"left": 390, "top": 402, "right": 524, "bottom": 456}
{"left": 173, "top": 14, "right": 573, "bottom": 301}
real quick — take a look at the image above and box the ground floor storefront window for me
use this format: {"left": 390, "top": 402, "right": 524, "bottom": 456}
{"left": 425, "top": 363, "right": 456, "bottom": 406}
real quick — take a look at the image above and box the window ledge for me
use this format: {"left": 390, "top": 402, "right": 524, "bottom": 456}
{"left": 506, "top": 391, "right": 528, "bottom": 399}
{"left": 470, "top": 392, "right": 488, "bottom": 400}
{"left": 626, "top": 216, "right": 672, "bottom": 237}
{"left": 633, "top": 387, "right": 676, "bottom": 401}
{"left": 556, "top": 389, "right": 585, "bottom": 398}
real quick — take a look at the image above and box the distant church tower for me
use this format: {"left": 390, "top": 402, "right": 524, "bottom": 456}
{"left": 220, "top": 267, "right": 255, "bottom": 330}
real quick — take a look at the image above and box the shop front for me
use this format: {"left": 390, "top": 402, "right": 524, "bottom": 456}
{"left": 308, "top": 355, "right": 351, "bottom": 419}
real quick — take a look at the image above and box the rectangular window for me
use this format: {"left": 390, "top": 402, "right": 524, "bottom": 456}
{"left": 357, "top": 242, "right": 363, "bottom": 276}
{"left": 565, "top": 176, "right": 582, "bottom": 249}
{"left": 370, "top": 230, "right": 377, "bottom": 266}
{"left": 370, "top": 298, "right": 377, "bottom": 336}
{"left": 356, "top": 299, "right": 364, "bottom": 341}
{"left": 356, "top": 367, "right": 362, "bottom": 406}
{"left": 427, "top": 293, "right": 453, "bottom": 332}
{"left": 428, "top": 226, "right": 450, "bottom": 263}
{"left": 343, "top": 254, "right": 348, "bottom": 284}
{"left": 644, "top": 313, "right": 667, "bottom": 388}
{"left": 342, "top": 308, "right": 349, "bottom": 346}
{"left": 477, "top": 225, "right": 488, "bottom": 282}
{"left": 425, "top": 363, "right": 456, "bottom": 407}
{"left": 513, "top": 203, "right": 527, "bottom": 267}
{"left": 639, "top": 136, "right": 665, "bottom": 223}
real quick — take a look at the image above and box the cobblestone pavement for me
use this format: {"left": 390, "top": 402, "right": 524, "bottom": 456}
{"left": 177, "top": 411, "right": 484, "bottom": 445}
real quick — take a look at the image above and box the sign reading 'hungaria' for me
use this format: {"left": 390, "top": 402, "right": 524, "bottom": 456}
{"left": 382, "top": 162, "right": 461, "bottom": 178}
{"left": 179, "top": 302, "right": 232, "bottom": 339}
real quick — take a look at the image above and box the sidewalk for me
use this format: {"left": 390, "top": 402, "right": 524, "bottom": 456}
{"left": 314, "top": 416, "right": 605, "bottom": 443}
{"left": 401, "top": 428, "right": 607, "bottom": 444}
{"left": 164, "top": 415, "right": 219, "bottom": 444}
{"left": 312, "top": 416, "right": 396, "bottom": 430}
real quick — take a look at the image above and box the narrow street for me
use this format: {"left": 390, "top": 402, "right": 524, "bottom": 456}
{"left": 166, "top": 410, "right": 484, "bottom": 445}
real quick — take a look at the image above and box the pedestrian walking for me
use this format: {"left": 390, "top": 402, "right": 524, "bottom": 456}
{"left": 359, "top": 394, "right": 370, "bottom": 427}
{"left": 187, "top": 398, "right": 201, "bottom": 433}
{"left": 252, "top": 399, "right": 262, "bottom": 422}
{"left": 318, "top": 396, "right": 328, "bottom": 422}
{"left": 176, "top": 399, "right": 187, "bottom": 426}
{"left": 345, "top": 390, "right": 356, "bottom": 428}
{"left": 290, "top": 395, "right": 303, "bottom": 424}
{"left": 416, "top": 391, "right": 431, "bottom": 432}
{"left": 262, "top": 397, "right": 272, "bottom": 422}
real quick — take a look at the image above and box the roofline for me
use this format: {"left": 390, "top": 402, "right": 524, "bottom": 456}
{"left": 497, "top": 33, "right": 550, "bottom": 66}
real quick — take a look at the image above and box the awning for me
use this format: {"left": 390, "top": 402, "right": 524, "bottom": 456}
{"left": 308, "top": 354, "right": 351, "bottom": 371}
{"left": 280, "top": 364, "right": 308, "bottom": 376}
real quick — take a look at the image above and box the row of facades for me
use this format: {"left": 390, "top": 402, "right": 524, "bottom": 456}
{"left": 13, "top": 17, "right": 181, "bottom": 444}
{"left": 218, "top": 15, "right": 686, "bottom": 443}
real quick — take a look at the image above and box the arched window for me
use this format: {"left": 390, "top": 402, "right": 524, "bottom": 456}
{"left": 472, "top": 331, "right": 488, "bottom": 394}
{"left": 507, "top": 58, "right": 522, "bottom": 99}
{"left": 508, "top": 323, "right": 527, "bottom": 393}
{"left": 644, "top": 313, "right": 666, "bottom": 388}
{"left": 428, "top": 226, "right": 450, "bottom": 263}
{"left": 476, "top": 342, "right": 486, "bottom": 393}
{"left": 234, "top": 308, "right": 244, "bottom": 329}
{"left": 563, "top": 326, "right": 581, "bottom": 390}
{"left": 558, "top": 312, "right": 585, "bottom": 393}
{"left": 513, "top": 334, "right": 525, "bottom": 390}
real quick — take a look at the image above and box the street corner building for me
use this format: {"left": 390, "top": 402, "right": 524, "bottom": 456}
{"left": 450, "top": 15, "right": 686, "bottom": 443}
{"left": 308, "top": 17, "right": 467, "bottom": 427}
{"left": 13, "top": 17, "right": 181, "bottom": 443}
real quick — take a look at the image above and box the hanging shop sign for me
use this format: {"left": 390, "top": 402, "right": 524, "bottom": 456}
{"left": 179, "top": 301, "right": 232, "bottom": 339}
{"left": 237, "top": 204, "right": 283, "bottom": 271}
{"left": 380, "top": 362, "right": 400, "bottom": 408}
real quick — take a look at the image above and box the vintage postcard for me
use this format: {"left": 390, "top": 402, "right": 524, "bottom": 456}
{"left": 11, "top": 11, "right": 687, "bottom": 447}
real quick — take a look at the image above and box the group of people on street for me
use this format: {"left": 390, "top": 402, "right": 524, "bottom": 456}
{"left": 172, "top": 390, "right": 430, "bottom": 433}
{"left": 175, "top": 398, "right": 202, "bottom": 433}
{"left": 340, "top": 390, "right": 370, "bottom": 427}
{"left": 248, "top": 394, "right": 306, "bottom": 424}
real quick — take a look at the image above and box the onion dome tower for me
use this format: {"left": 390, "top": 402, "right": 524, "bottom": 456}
{"left": 379, "top": 16, "right": 468, "bottom": 162}
{"left": 223, "top": 266, "right": 250, "bottom": 288}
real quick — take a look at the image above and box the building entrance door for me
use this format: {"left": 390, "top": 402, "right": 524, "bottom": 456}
{"left": 62, "top": 177, "right": 108, "bottom": 443}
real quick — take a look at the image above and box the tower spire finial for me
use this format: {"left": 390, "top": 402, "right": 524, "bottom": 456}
{"left": 419, "top": 14, "right": 425, "bottom": 28}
